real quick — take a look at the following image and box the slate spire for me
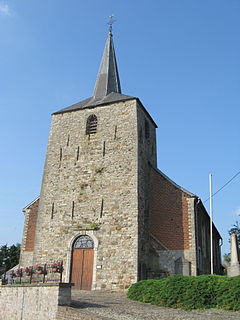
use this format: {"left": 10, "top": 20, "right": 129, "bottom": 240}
{"left": 93, "top": 30, "right": 121, "bottom": 100}
{"left": 54, "top": 23, "right": 136, "bottom": 115}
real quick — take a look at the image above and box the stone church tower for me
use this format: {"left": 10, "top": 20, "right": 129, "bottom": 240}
{"left": 20, "top": 28, "right": 222, "bottom": 290}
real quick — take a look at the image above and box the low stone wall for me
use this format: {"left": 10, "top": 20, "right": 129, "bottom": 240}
{"left": 0, "top": 283, "right": 71, "bottom": 320}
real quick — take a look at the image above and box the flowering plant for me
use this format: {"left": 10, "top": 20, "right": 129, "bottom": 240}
{"left": 24, "top": 267, "right": 34, "bottom": 276}
{"left": 51, "top": 262, "right": 63, "bottom": 273}
{"left": 15, "top": 268, "right": 23, "bottom": 277}
{"left": 34, "top": 264, "right": 44, "bottom": 274}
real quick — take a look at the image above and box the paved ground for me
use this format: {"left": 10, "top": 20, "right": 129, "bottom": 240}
{"left": 71, "top": 290, "right": 240, "bottom": 320}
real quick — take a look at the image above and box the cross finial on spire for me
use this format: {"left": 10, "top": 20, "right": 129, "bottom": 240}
{"left": 108, "top": 14, "right": 116, "bottom": 35}
{"left": 93, "top": 17, "right": 121, "bottom": 99}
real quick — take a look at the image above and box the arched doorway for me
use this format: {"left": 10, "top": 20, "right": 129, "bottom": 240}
{"left": 70, "top": 235, "right": 94, "bottom": 290}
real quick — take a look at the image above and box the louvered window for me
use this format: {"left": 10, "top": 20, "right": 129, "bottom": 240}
{"left": 86, "top": 114, "right": 97, "bottom": 135}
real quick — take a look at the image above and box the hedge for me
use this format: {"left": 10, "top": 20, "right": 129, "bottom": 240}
{"left": 127, "top": 275, "right": 240, "bottom": 311}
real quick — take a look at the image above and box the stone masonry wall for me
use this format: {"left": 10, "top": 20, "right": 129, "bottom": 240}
{"left": 20, "top": 198, "right": 39, "bottom": 267}
{"left": 33, "top": 99, "right": 139, "bottom": 290}
{"left": 0, "top": 283, "right": 71, "bottom": 320}
{"left": 136, "top": 102, "right": 157, "bottom": 279}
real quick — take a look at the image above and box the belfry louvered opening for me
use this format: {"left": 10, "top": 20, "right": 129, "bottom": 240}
{"left": 86, "top": 114, "right": 98, "bottom": 135}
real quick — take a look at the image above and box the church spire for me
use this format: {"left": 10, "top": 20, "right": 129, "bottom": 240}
{"left": 54, "top": 17, "right": 136, "bottom": 115}
{"left": 93, "top": 17, "right": 121, "bottom": 101}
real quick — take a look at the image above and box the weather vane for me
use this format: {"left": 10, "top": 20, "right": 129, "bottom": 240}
{"left": 108, "top": 14, "right": 116, "bottom": 34}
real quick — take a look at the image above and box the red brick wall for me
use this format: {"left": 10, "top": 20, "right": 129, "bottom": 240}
{"left": 149, "top": 169, "right": 192, "bottom": 250}
{"left": 23, "top": 199, "right": 39, "bottom": 252}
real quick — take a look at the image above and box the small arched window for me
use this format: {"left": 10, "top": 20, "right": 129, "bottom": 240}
{"left": 86, "top": 114, "right": 97, "bottom": 135}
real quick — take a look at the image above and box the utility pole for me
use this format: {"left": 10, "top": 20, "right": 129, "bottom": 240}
{"left": 209, "top": 173, "right": 213, "bottom": 274}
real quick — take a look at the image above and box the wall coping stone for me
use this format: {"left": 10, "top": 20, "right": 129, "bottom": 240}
{"left": 1, "top": 282, "right": 73, "bottom": 288}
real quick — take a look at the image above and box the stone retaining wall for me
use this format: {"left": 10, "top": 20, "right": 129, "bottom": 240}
{"left": 0, "top": 283, "right": 71, "bottom": 320}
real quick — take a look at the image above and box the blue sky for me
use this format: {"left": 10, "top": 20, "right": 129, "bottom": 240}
{"left": 0, "top": 1, "right": 239, "bottom": 256}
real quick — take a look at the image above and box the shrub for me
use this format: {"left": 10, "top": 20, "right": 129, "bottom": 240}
{"left": 128, "top": 279, "right": 164, "bottom": 303}
{"left": 128, "top": 275, "right": 239, "bottom": 311}
{"left": 216, "top": 276, "right": 240, "bottom": 311}
{"left": 179, "top": 275, "right": 227, "bottom": 310}
{"left": 152, "top": 275, "right": 193, "bottom": 308}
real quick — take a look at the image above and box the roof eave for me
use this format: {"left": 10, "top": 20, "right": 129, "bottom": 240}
{"left": 22, "top": 196, "right": 40, "bottom": 212}
{"left": 52, "top": 95, "right": 137, "bottom": 115}
{"left": 136, "top": 98, "right": 158, "bottom": 128}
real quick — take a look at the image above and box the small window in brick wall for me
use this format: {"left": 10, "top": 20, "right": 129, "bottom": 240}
{"left": 86, "top": 114, "right": 98, "bottom": 135}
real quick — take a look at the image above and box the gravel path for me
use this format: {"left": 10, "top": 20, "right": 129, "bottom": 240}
{"left": 70, "top": 290, "right": 240, "bottom": 320}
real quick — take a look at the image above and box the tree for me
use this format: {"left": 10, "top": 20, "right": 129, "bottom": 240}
{"left": 228, "top": 221, "right": 240, "bottom": 246}
{"left": 223, "top": 252, "right": 231, "bottom": 265}
{"left": 0, "top": 244, "right": 21, "bottom": 275}
{"left": 223, "top": 220, "right": 240, "bottom": 266}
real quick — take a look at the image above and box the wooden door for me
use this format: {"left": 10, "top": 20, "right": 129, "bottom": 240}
{"left": 71, "top": 248, "right": 94, "bottom": 290}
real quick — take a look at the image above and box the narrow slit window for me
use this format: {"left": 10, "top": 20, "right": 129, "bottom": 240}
{"left": 76, "top": 146, "right": 80, "bottom": 161}
{"left": 60, "top": 148, "right": 62, "bottom": 161}
{"left": 71, "top": 201, "right": 75, "bottom": 219}
{"left": 86, "top": 114, "right": 97, "bottom": 135}
{"left": 139, "top": 128, "right": 143, "bottom": 143}
{"left": 51, "top": 203, "right": 55, "bottom": 219}
{"left": 100, "top": 199, "right": 104, "bottom": 218}
{"left": 67, "top": 135, "right": 70, "bottom": 146}
{"left": 145, "top": 120, "right": 150, "bottom": 139}
{"left": 114, "top": 125, "right": 117, "bottom": 139}
{"left": 103, "top": 141, "right": 106, "bottom": 157}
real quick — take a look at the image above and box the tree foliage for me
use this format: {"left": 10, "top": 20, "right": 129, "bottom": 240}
{"left": 223, "top": 220, "right": 240, "bottom": 265}
{"left": 228, "top": 221, "right": 240, "bottom": 246}
{"left": 0, "top": 244, "right": 21, "bottom": 275}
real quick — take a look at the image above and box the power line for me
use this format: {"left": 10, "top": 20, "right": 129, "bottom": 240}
{"left": 204, "top": 170, "right": 240, "bottom": 203}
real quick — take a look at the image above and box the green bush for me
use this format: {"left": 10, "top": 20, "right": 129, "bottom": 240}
{"left": 179, "top": 275, "right": 226, "bottom": 309}
{"left": 216, "top": 276, "right": 240, "bottom": 311}
{"left": 127, "top": 275, "right": 240, "bottom": 311}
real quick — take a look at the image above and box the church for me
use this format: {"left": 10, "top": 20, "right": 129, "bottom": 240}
{"left": 19, "top": 26, "right": 222, "bottom": 290}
